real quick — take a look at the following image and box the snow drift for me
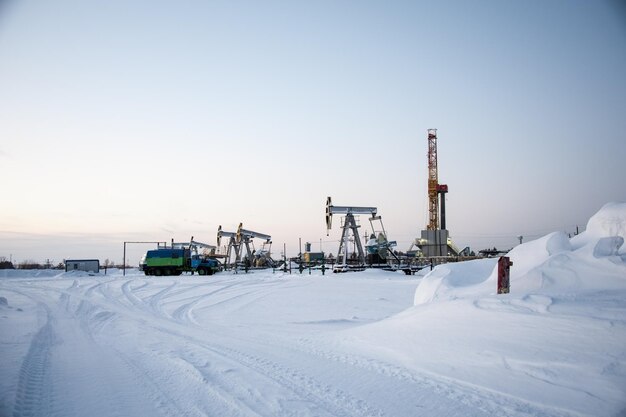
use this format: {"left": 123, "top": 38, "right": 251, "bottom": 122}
{"left": 414, "top": 201, "right": 626, "bottom": 304}
{"left": 335, "top": 202, "right": 626, "bottom": 417}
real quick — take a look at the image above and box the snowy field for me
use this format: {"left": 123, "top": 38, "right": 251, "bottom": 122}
{"left": 1, "top": 202, "right": 625, "bottom": 417}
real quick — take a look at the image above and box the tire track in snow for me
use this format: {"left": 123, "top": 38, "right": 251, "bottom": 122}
{"left": 171, "top": 293, "right": 212, "bottom": 326}
{"left": 147, "top": 281, "right": 179, "bottom": 319}
{"left": 4, "top": 276, "right": 439, "bottom": 416}
{"left": 5, "top": 277, "right": 381, "bottom": 417}
{"left": 106, "top": 277, "right": 385, "bottom": 416}
{"left": 89, "top": 347, "right": 188, "bottom": 417}
{"left": 84, "top": 278, "right": 116, "bottom": 297}
{"left": 10, "top": 282, "right": 169, "bottom": 417}
{"left": 11, "top": 304, "right": 55, "bottom": 417}
{"left": 112, "top": 300, "right": 385, "bottom": 417}
{"left": 296, "top": 340, "right": 583, "bottom": 417}
{"left": 136, "top": 324, "right": 385, "bottom": 417}
{"left": 189, "top": 279, "right": 301, "bottom": 316}
{"left": 121, "top": 280, "right": 150, "bottom": 310}
{"left": 95, "top": 280, "right": 137, "bottom": 311}
{"left": 206, "top": 345, "right": 385, "bottom": 417}
{"left": 120, "top": 277, "right": 288, "bottom": 326}
{"left": 170, "top": 281, "right": 251, "bottom": 325}
{"left": 51, "top": 278, "right": 263, "bottom": 416}
{"left": 161, "top": 353, "right": 269, "bottom": 417}
{"left": 63, "top": 287, "right": 174, "bottom": 416}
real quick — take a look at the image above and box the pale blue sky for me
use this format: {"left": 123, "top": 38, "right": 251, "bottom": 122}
{"left": 1, "top": 0, "right": 625, "bottom": 265}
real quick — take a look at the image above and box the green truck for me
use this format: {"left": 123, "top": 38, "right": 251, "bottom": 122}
{"left": 140, "top": 248, "right": 220, "bottom": 276}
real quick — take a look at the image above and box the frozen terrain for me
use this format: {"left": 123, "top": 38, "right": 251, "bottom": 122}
{"left": 1, "top": 202, "right": 625, "bottom": 417}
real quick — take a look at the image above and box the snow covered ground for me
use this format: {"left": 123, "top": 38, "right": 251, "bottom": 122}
{"left": 1, "top": 202, "right": 625, "bottom": 417}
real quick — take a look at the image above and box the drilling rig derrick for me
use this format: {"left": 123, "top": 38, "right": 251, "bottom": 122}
{"left": 411, "top": 129, "right": 459, "bottom": 258}
{"left": 427, "top": 129, "right": 439, "bottom": 230}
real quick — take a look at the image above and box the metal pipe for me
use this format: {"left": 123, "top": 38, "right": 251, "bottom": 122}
{"left": 440, "top": 192, "right": 446, "bottom": 230}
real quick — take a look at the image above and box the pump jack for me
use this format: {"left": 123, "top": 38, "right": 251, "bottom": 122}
{"left": 326, "top": 197, "right": 401, "bottom": 271}
{"left": 237, "top": 223, "right": 273, "bottom": 267}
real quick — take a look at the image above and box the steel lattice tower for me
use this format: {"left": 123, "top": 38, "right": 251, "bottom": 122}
{"left": 427, "top": 129, "right": 439, "bottom": 230}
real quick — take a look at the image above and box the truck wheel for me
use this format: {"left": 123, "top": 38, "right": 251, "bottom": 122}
{"left": 155, "top": 269, "right": 162, "bottom": 276}
{"left": 198, "top": 268, "right": 206, "bottom": 276}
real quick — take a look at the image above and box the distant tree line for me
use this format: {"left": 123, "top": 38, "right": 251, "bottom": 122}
{"left": 0, "top": 257, "right": 64, "bottom": 269}
{"left": 0, "top": 257, "right": 15, "bottom": 269}
{"left": 0, "top": 257, "right": 128, "bottom": 270}
{"left": 18, "top": 261, "right": 65, "bottom": 270}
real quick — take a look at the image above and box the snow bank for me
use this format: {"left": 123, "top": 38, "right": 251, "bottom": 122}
{"left": 0, "top": 269, "right": 63, "bottom": 279}
{"left": 413, "top": 258, "right": 497, "bottom": 305}
{"left": 336, "top": 202, "right": 626, "bottom": 417}
{"left": 413, "top": 231, "right": 577, "bottom": 305}
{"left": 571, "top": 201, "right": 626, "bottom": 251}
{"left": 414, "top": 202, "right": 626, "bottom": 303}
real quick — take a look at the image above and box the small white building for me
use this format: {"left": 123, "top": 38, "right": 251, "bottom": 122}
{"left": 65, "top": 259, "right": 100, "bottom": 273}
